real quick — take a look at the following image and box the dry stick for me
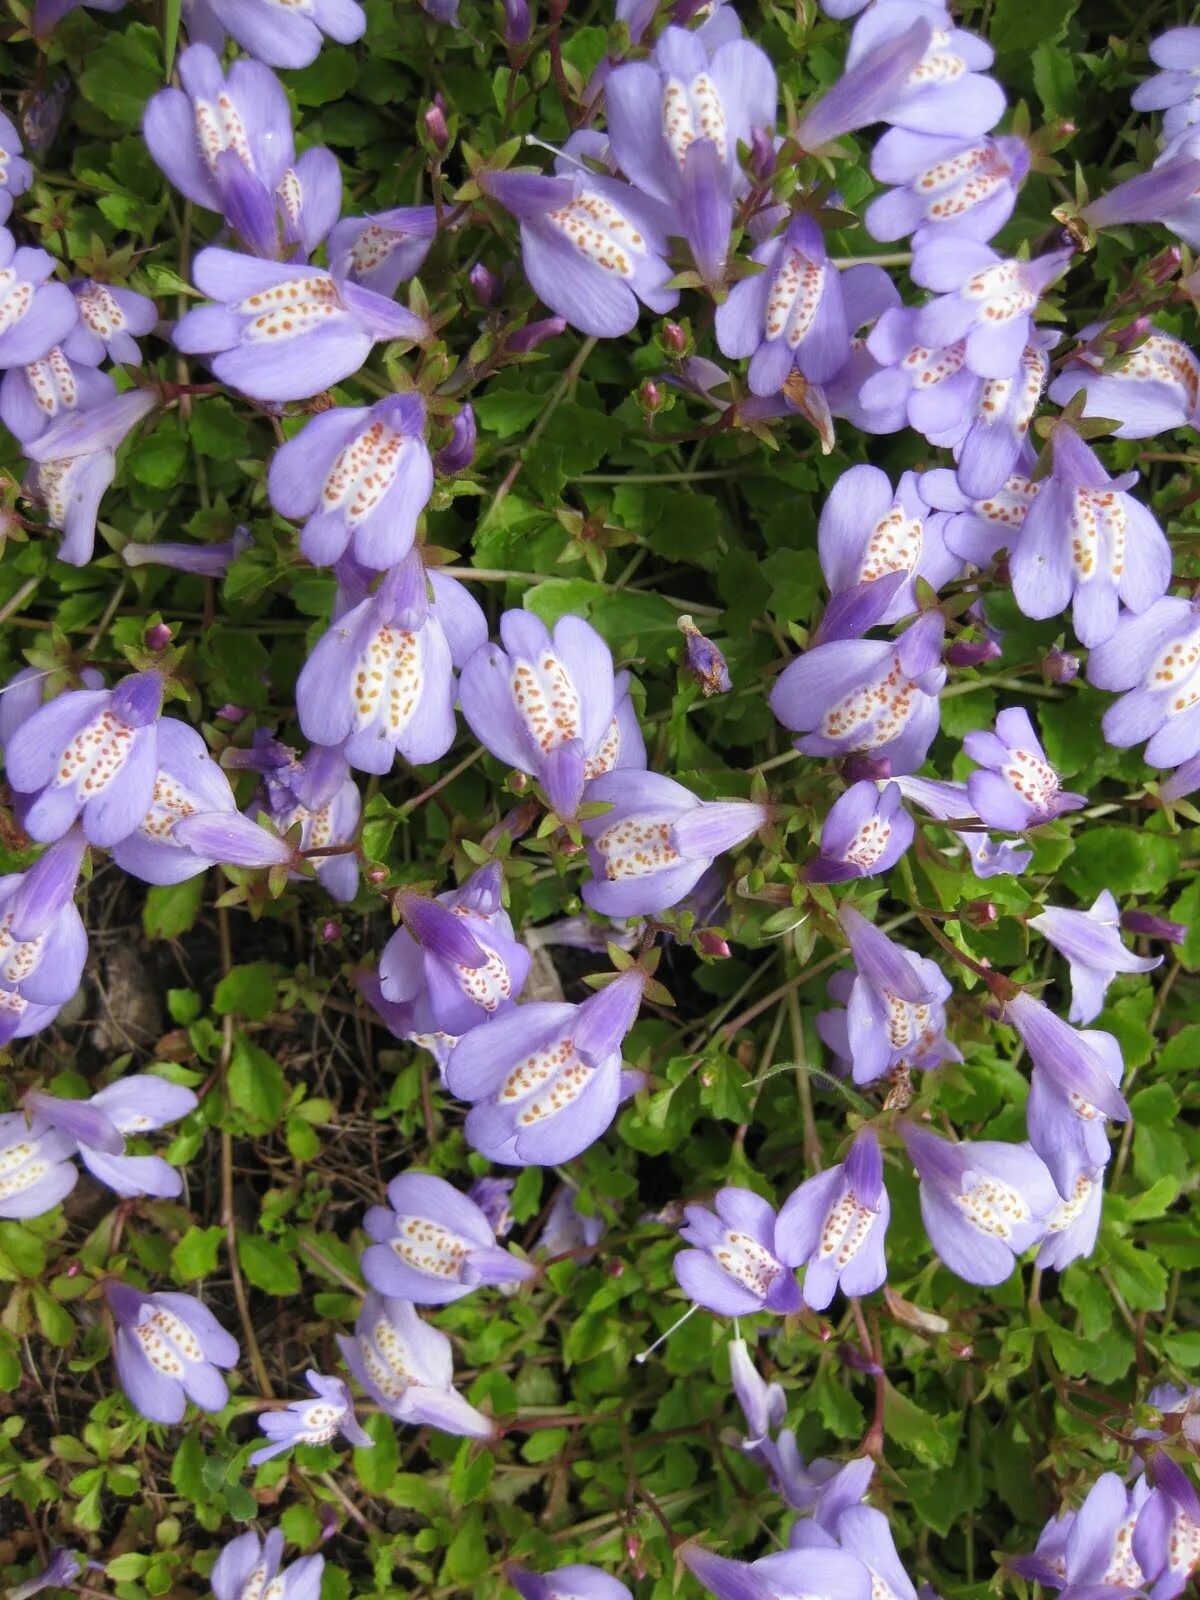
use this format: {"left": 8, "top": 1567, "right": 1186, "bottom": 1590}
{"left": 0, "top": 575, "right": 40, "bottom": 630}
{"left": 216, "top": 884, "right": 273, "bottom": 1398}
{"left": 788, "top": 987, "right": 822, "bottom": 1173}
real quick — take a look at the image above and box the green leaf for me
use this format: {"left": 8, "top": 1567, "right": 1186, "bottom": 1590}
{"left": 191, "top": 398, "right": 250, "bottom": 461}
{"left": 171, "top": 1225, "right": 223, "bottom": 1283}
{"left": 78, "top": 24, "right": 162, "bottom": 127}
{"left": 143, "top": 876, "right": 205, "bottom": 940}
{"left": 32, "top": 1284, "right": 74, "bottom": 1347}
{"left": 128, "top": 427, "right": 188, "bottom": 490}
{"left": 354, "top": 1412, "right": 399, "bottom": 1495}
{"left": 291, "top": 49, "right": 358, "bottom": 105}
{"left": 227, "top": 1035, "right": 287, "bottom": 1130}
{"left": 991, "top": 0, "right": 1078, "bottom": 53}
{"left": 214, "top": 962, "right": 279, "bottom": 1021}
{"left": 237, "top": 1234, "right": 300, "bottom": 1296}
{"left": 883, "top": 1383, "right": 961, "bottom": 1467}
{"left": 1060, "top": 828, "right": 1180, "bottom": 900}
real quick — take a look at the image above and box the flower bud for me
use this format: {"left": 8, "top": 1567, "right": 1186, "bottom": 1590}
{"left": 503, "top": 0, "right": 531, "bottom": 46}
{"left": 423, "top": 97, "right": 450, "bottom": 152}
{"left": 945, "top": 637, "right": 1001, "bottom": 668}
{"left": 678, "top": 614, "right": 731, "bottom": 695}
{"left": 469, "top": 262, "right": 503, "bottom": 307}
{"left": 962, "top": 899, "right": 998, "bottom": 928}
{"left": 320, "top": 920, "right": 342, "bottom": 943}
{"left": 696, "top": 930, "right": 731, "bottom": 959}
{"left": 507, "top": 316, "right": 566, "bottom": 353}
{"left": 638, "top": 378, "right": 664, "bottom": 414}
{"left": 1043, "top": 646, "right": 1080, "bottom": 683}
{"left": 144, "top": 622, "right": 172, "bottom": 652}
{"left": 366, "top": 865, "right": 389, "bottom": 885}
{"left": 749, "top": 125, "right": 776, "bottom": 181}
{"left": 662, "top": 320, "right": 688, "bottom": 354}
{"left": 842, "top": 753, "right": 891, "bottom": 783}
{"left": 435, "top": 405, "right": 476, "bottom": 475}
{"left": 1121, "top": 910, "right": 1187, "bottom": 945}
{"left": 216, "top": 703, "right": 247, "bottom": 722}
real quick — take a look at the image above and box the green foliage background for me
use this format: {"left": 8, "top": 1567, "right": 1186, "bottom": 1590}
{"left": 0, "top": 0, "right": 1198, "bottom": 1596}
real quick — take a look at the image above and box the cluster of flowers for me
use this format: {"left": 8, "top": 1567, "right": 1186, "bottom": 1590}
{"left": 5, "top": 0, "right": 1200, "bottom": 1595}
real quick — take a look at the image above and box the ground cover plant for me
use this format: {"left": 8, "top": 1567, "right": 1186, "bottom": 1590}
{"left": 0, "top": 0, "right": 1199, "bottom": 1597}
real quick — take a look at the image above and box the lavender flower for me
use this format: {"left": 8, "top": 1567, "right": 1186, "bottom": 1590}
{"left": 353, "top": 964, "right": 459, "bottom": 1077}
{"left": 911, "top": 242, "right": 1070, "bottom": 379}
{"left": 579, "top": 770, "right": 766, "bottom": 918}
{"left": 1021, "top": 1473, "right": 1153, "bottom": 1596}
{"left": 22, "top": 388, "right": 159, "bottom": 565}
{"left": 0, "top": 1112, "right": 77, "bottom": 1218}
{"left": 953, "top": 338, "right": 1056, "bottom": 499}
{"left": 298, "top": 552, "right": 486, "bottom": 774}
{"left": 63, "top": 280, "right": 156, "bottom": 367}
{"left": 715, "top": 212, "right": 864, "bottom": 391}
{"left": 0, "top": 991, "right": 62, "bottom": 1047}
{"left": 361, "top": 1171, "right": 537, "bottom": 1304}
{"left": 807, "top": 781, "right": 914, "bottom": 884}
{"left": 251, "top": 739, "right": 361, "bottom": 903}
{"left": 761, "top": 1441, "right": 875, "bottom": 1523}
{"left": 170, "top": 811, "right": 299, "bottom": 872}
{"left": 1008, "top": 424, "right": 1170, "bottom": 647}
{"left": 249, "top": 1370, "right": 373, "bottom": 1466}
{"left": 963, "top": 708, "right": 1085, "bottom": 832}
{"left": 0, "top": 345, "right": 115, "bottom": 446}
{"left": 1137, "top": 1384, "right": 1200, "bottom": 1446}
{"left": 682, "top": 1543, "right": 870, "bottom": 1600}
{"left": 678, "top": 615, "right": 731, "bottom": 696}
{"left": 34, "top": 0, "right": 126, "bottom": 26}
{"left": 1082, "top": 153, "right": 1200, "bottom": 250}
{"left": 185, "top": 0, "right": 365, "bottom": 68}
{"left": 0, "top": 828, "right": 87, "bottom": 1007}
{"left": 0, "top": 111, "right": 32, "bottom": 225}
{"left": 269, "top": 395, "right": 432, "bottom": 570}
{"left": 480, "top": 167, "right": 678, "bottom": 338}
{"left": 818, "top": 904, "right": 958, "bottom": 1087}
{"left": 507, "top": 1564, "right": 632, "bottom": 1600}
{"left": 25, "top": 1074, "right": 197, "bottom": 1199}
{"left": 1035, "top": 1164, "right": 1104, "bottom": 1271}
{"left": 468, "top": 1177, "right": 514, "bottom": 1236}
{"left": 793, "top": 18, "right": 933, "bottom": 151}
{"left": 1049, "top": 326, "right": 1200, "bottom": 439}
{"left": 105, "top": 1280, "right": 239, "bottom": 1424}
{"left": 867, "top": 131, "right": 1030, "bottom": 245}
{"left": 109, "top": 719, "right": 240, "bottom": 885}
{"left": 1030, "top": 891, "right": 1162, "bottom": 1024}
{"left": 0, "top": 227, "right": 77, "bottom": 368}
{"left": 174, "top": 248, "right": 427, "bottom": 403}
{"left": 770, "top": 610, "right": 946, "bottom": 773}
{"left": 605, "top": 26, "right": 776, "bottom": 288}
{"left": 1006, "top": 990, "right": 1129, "bottom": 1199}
{"left": 122, "top": 524, "right": 250, "bottom": 575}
{"left": 6, "top": 1548, "right": 88, "bottom": 1600}
{"left": 922, "top": 465, "right": 1039, "bottom": 572}
{"left": 776, "top": 1129, "right": 890, "bottom": 1309}
{"left": 5, "top": 670, "right": 164, "bottom": 847}
{"left": 379, "top": 862, "right": 531, "bottom": 1037}
{"left": 211, "top": 1531, "right": 324, "bottom": 1600}
{"left": 1088, "top": 597, "right": 1200, "bottom": 774}
{"left": 729, "top": 1335, "right": 786, "bottom": 1448}
{"left": 902, "top": 1125, "right": 1058, "bottom": 1285}
{"left": 859, "top": 307, "right": 979, "bottom": 441}
{"left": 328, "top": 206, "right": 439, "bottom": 297}
{"left": 845, "top": 2, "right": 1005, "bottom": 136}
{"left": 536, "top": 1186, "right": 605, "bottom": 1257}
{"left": 460, "top": 609, "right": 646, "bottom": 821}
{"left": 444, "top": 967, "right": 646, "bottom": 1165}
{"left": 896, "top": 776, "right": 1034, "bottom": 878}
{"left": 833, "top": 1508, "right": 921, "bottom": 1600}
{"left": 337, "top": 1293, "right": 495, "bottom": 1437}
{"left": 436, "top": 405, "right": 476, "bottom": 476}
{"left": 674, "top": 1186, "right": 802, "bottom": 1316}
{"left": 1135, "top": 1457, "right": 1200, "bottom": 1600}
{"left": 817, "top": 465, "right": 960, "bottom": 622}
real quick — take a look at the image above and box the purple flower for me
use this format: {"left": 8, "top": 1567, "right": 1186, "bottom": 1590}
{"left": 910, "top": 241, "right": 1070, "bottom": 379}
{"left": 20, "top": 81, "right": 69, "bottom": 160}
{"left": 762, "top": 1441, "right": 876, "bottom": 1523}
{"left": 807, "top": 781, "right": 915, "bottom": 884}
{"left": 1031, "top": 1473, "right": 1153, "bottom": 1597}
{"left": 682, "top": 1543, "right": 871, "bottom": 1600}
{"left": 109, "top": 719, "right": 240, "bottom": 885}
{"left": 1012, "top": 424, "right": 1170, "bottom": 647}
{"left": 846, "top": 2, "right": 1004, "bottom": 134}
{"left": 579, "top": 770, "right": 766, "bottom": 918}
{"left": 0, "top": 227, "right": 77, "bottom": 369}
{"left": 379, "top": 862, "right": 531, "bottom": 1037}
{"left": 361, "top": 1171, "right": 537, "bottom": 1304}
{"left": 818, "top": 904, "right": 958, "bottom": 1086}
{"left": 0, "top": 112, "right": 32, "bottom": 225}
{"left": 921, "top": 463, "right": 1039, "bottom": 574}
{"left": 536, "top": 1186, "right": 605, "bottom": 1257}
{"left": 63, "top": 280, "right": 156, "bottom": 367}
{"left": 105, "top": 1280, "right": 239, "bottom": 1424}
{"left": 818, "top": 465, "right": 961, "bottom": 621}
{"left": 0, "top": 1112, "right": 77, "bottom": 1218}
{"left": 1030, "top": 891, "right": 1161, "bottom": 1024}
{"left": 674, "top": 1186, "right": 802, "bottom": 1316}
{"left": 185, "top": 0, "right": 364, "bottom": 68}
{"left": 5, "top": 670, "right": 164, "bottom": 847}
{"left": 480, "top": 167, "right": 678, "bottom": 339}
{"left": 174, "top": 248, "right": 427, "bottom": 403}
{"left": 1122, "top": 909, "right": 1187, "bottom": 945}
{"left": 337, "top": 1293, "right": 495, "bottom": 1438}
{"left": 1035, "top": 1165, "right": 1104, "bottom": 1271}
{"left": 716, "top": 213, "right": 875, "bottom": 392}
{"left": 902, "top": 1125, "right": 1058, "bottom": 1285}
{"left": 955, "top": 337, "right": 1056, "bottom": 500}
{"left": 770, "top": 609, "right": 946, "bottom": 772}
{"left": 677, "top": 614, "right": 731, "bottom": 697}
{"left": 34, "top": 0, "right": 126, "bottom": 26}
{"left": 794, "top": 18, "right": 933, "bottom": 151}
{"left": 328, "top": 206, "right": 439, "bottom": 298}
{"left": 867, "top": 131, "right": 1030, "bottom": 245}
{"left": 6, "top": 1548, "right": 88, "bottom": 1600}
{"left": 297, "top": 552, "right": 486, "bottom": 773}
{"left": 0, "top": 345, "right": 115, "bottom": 446}
{"left": 962, "top": 707, "right": 1084, "bottom": 833}
{"left": 354, "top": 964, "right": 459, "bottom": 1075}
{"left": 0, "top": 827, "right": 87, "bottom": 1006}
{"left": 460, "top": 609, "right": 645, "bottom": 821}
{"left": 1135, "top": 1457, "right": 1200, "bottom": 1600}
{"left": 269, "top": 395, "right": 433, "bottom": 569}
{"left": 22, "top": 388, "right": 159, "bottom": 565}
{"left": 859, "top": 307, "right": 979, "bottom": 441}
{"left": 1133, "top": 28, "right": 1200, "bottom": 143}
{"left": 249, "top": 1370, "right": 373, "bottom": 1467}
{"left": 250, "top": 739, "right": 361, "bottom": 903}
{"left": 605, "top": 26, "right": 776, "bottom": 288}
{"left": 25, "top": 1074, "right": 197, "bottom": 1200}
{"left": 468, "top": 1177, "right": 514, "bottom": 1236}
{"left": 211, "top": 1530, "right": 323, "bottom": 1600}
{"left": 776, "top": 1129, "right": 890, "bottom": 1310}
{"left": 729, "top": 1335, "right": 786, "bottom": 1448}
{"left": 1088, "top": 596, "right": 1200, "bottom": 774}
{"left": 445, "top": 967, "right": 647, "bottom": 1166}
{"left": 507, "top": 1564, "right": 632, "bottom": 1600}
{"left": 1006, "top": 990, "right": 1129, "bottom": 1199}
{"left": 436, "top": 405, "right": 476, "bottom": 476}
{"left": 170, "top": 811, "right": 299, "bottom": 872}
{"left": 1082, "top": 152, "right": 1200, "bottom": 250}
{"left": 1137, "top": 1384, "right": 1200, "bottom": 1446}
{"left": 833, "top": 1507, "right": 920, "bottom": 1600}
{"left": 123, "top": 524, "right": 250, "bottom": 575}
{"left": 897, "top": 774, "right": 1035, "bottom": 878}
{"left": 1049, "top": 326, "right": 1200, "bottom": 439}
